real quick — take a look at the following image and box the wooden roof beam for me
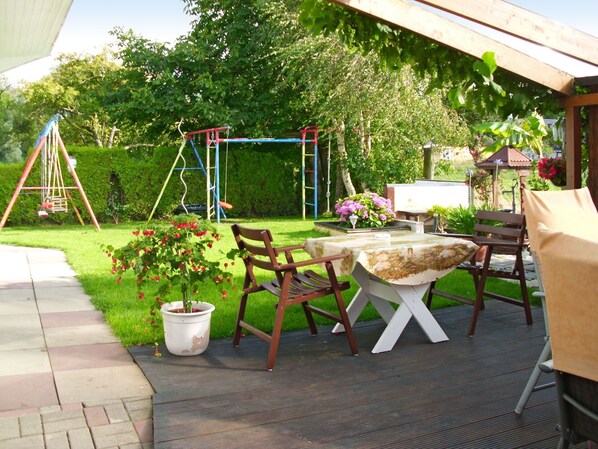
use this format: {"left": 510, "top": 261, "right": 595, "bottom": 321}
{"left": 414, "top": 0, "right": 598, "bottom": 68}
{"left": 329, "top": 0, "right": 574, "bottom": 94}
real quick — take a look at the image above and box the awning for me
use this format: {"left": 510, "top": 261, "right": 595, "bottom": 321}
{"left": 0, "top": 0, "right": 73, "bottom": 73}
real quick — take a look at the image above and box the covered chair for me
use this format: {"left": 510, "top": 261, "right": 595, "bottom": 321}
{"left": 536, "top": 219, "right": 598, "bottom": 448}
{"left": 516, "top": 187, "right": 598, "bottom": 414}
{"left": 231, "top": 224, "right": 359, "bottom": 371}
{"left": 427, "top": 210, "right": 532, "bottom": 335}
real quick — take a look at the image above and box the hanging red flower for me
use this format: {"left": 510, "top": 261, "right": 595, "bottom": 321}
{"left": 538, "top": 157, "right": 566, "bottom": 187}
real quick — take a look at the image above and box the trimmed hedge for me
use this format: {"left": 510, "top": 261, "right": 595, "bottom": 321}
{"left": 0, "top": 142, "right": 307, "bottom": 226}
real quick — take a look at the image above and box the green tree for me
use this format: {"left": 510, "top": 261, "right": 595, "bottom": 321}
{"left": 273, "top": 5, "right": 470, "bottom": 194}
{"left": 0, "top": 78, "right": 32, "bottom": 163}
{"left": 20, "top": 52, "right": 125, "bottom": 147}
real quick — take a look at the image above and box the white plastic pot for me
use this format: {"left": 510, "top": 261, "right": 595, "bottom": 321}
{"left": 160, "top": 301, "right": 215, "bottom": 356}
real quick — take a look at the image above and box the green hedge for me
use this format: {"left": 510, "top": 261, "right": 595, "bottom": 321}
{"left": 0, "top": 142, "right": 308, "bottom": 226}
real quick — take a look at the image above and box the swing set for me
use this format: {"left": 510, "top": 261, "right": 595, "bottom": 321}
{"left": 0, "top": 115, "right": 100, "bottom": 231}
{"left": 148, "top": 123, "right": 320, "bottom": 223}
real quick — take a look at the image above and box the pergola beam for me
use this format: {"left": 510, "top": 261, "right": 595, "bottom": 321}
{"left": 329, "top": 0, "right": 574, "bottom": 94}
{"left": 414, "top": 0, "right": 598, "bottom": 68}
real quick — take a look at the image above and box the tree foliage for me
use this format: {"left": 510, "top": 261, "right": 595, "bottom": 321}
{"left": 298, "top": 0, "right": 560, "bottom": 118}
{"left": 0, "top": 78, "right": 28, "bottom": 162}
{"left": 19, "top": 52, "right": 125, "bottom": 147}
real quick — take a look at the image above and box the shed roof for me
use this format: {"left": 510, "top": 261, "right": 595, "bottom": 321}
{"left": 476, "top": 146, "right": 532, "bottom": 169}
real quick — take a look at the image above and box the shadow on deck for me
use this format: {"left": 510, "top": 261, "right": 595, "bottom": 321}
{"left": 129, "top": 301, "right": 580, "bottom": 449}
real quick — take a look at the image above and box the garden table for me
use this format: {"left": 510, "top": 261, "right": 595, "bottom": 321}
{"left": 304, "top": 232, "right": 478, "bottom": 353}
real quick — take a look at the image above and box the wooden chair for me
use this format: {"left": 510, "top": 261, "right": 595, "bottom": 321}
{"left": 231, "top": 224, "right": 359, "bottom": 371}
{"left": 426, "top": 210, "right": 533, "bottom": 335}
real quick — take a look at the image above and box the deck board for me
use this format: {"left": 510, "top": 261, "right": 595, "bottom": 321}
{"left": 129, "top": 301, "right": 587, "bottom": 448}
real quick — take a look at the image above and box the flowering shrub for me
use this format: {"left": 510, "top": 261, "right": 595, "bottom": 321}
{"left": 334, "top": 192, "right": 395, "bottom": 228}
{"left": 538, "top": 157, "right": 566, "bottom": 187}
{"left": 104, "top": 214, "right": 237, "bottom": 317}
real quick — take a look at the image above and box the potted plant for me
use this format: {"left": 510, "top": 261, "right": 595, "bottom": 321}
{"left": 104, "top": 214, "right": 237, "bottom": 356}
{"left": 334, "top": 192, "right": 395, "bottom": 228}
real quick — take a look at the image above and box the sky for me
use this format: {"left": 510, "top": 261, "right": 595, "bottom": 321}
{"left": 4, "top": 0, "right": 193, "bottom": 84}
{"left": 3, "top": 0, "right": 598, "bottom": 85}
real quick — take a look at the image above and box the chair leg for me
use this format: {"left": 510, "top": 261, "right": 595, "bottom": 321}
{"left": 468, "top": 252, "right": 492, "bottom": 336}
{"left": 301, "top": 302, "right": 318, "bottom": 335}
{"left": 425, "top": 281, "right": 435, "bottom": 309}
{"left": 266, "top": 299, "right": 287, "bottom": 371}
{"left": 514, "top": 338, "right": 553, "bottom": 414}
{"left": 470, "top": 268, "right": 485, "bottom": 311}
{"left": 331, "top": 287, "right": 359, "bottom": 356}
{"left": 516, "top": 253, "right": 533, "bottom": 325}
{"left": 233, "top": 292, "right": 249, "bottom": 346}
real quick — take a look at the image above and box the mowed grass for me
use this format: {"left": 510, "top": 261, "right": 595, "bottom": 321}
{"left": 0, "top": 218, "right": 536, "bottom": 347}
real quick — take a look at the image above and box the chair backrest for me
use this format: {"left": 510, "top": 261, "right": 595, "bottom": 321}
{"left": 231, "top": 224, "right": 280, "bottom": 269}
{"left": 537, "top": 224, "right": 598, "bottom": 382}
{"left": 231, "top": 224, "right": 289, "bottom": 287}
{"left": 473, "top": 210, "right": 526, "bottom": 254}
{"left": 522, "top": 187, "right": 597, "bottom": 252}
{"left": 523, "top": 188, "right": 598, "bottom": 382}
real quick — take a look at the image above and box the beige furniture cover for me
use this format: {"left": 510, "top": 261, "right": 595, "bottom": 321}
{"left": 522, "top": 187, "right": 597, "bottom": 251}
{"left": 524, "top": 187, "right": 598, "bottom": 382}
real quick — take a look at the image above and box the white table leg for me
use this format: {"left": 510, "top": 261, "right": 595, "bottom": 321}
{"left": 368, "top": 281, "right": 448, "bottom": 353}
{"left": 396, "top": 284, "right": 449, "bottom": 344}
{"left": 333, "top": 264, "right": 395, "bottom": 333}
{"left": 371, "top": 300, "right": 415, "bottom": 353}
{"left": 332, "top": 265, "right": 448, "bottom": 352}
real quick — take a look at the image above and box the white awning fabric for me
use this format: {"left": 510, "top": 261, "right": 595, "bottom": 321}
{"left": 0, "top": 0, "right": 73, "bottom": 73}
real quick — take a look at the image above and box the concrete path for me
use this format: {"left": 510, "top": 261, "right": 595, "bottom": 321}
{"left": 0, "top": 245, "right": 154, "bottom": 449}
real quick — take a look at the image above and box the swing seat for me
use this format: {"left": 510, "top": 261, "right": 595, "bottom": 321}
{"left": 38, "top": 210, "right": 49, "bottom": 218}
{"left": 43, "top": 196, "right": 68, "bottom": 212}
{"left": 174, "top": 203, "right": 208, "bottom": 215}
{"left": 218, "top": 201, "right": 233, "bottom": 210}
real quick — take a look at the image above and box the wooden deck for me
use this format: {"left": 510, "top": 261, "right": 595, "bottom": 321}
{"left": 129, "top": 301, "right": 580, "bottom": 449}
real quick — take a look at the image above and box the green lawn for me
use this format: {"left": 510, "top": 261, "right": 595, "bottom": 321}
{"left": 0, "top": 218, "right": 535, "bottom": 347}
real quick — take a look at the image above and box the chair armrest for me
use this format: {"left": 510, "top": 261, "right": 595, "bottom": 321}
{"left": 275, "top": 244, "right": 306, "bottom": 263}
{"left": 276, "top": 244, "right": 305, "bottom": 252}
{"left": 473, "top": 237, "right": 523, "bottom": 248}
{"left": 278, "top": 253, "right": 348, "bottom": 270}
{"left": 429, "top": 232, "right": 474, "bottom": 241}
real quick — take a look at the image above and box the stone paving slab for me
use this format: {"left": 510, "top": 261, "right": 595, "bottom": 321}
{"left": 54, "top": 366, "right": 154, "bottom": 405}
{"left": 39, "top": 311, "right": 106, "bottom": 328}
{"left": 0, "top": 289, "right": 34, "bottom": 301}
{"left": 0, "top": 373, "right": 58, "bottom": 413}
{"left": 44, "top": 324, "right": 120, "bottom": 347}
{"left": 0, "top": 313, "right": 45, "bottom": 350}
{"left": 0, "top": 348, "right": 51, "bottom": 376}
